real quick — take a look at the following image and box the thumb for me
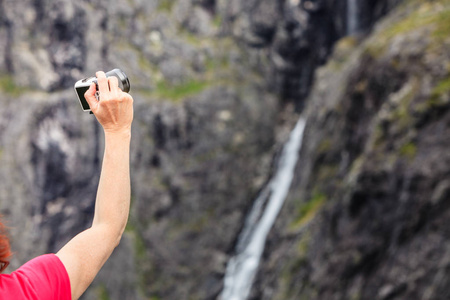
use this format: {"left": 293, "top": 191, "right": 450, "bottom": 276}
{"left": 84, "top": 83, "right": 98, "bottom": 112}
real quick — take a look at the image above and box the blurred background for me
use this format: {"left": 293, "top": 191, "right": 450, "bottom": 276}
{"left": 0, "top": 0, "right": 449, "bottom": 299}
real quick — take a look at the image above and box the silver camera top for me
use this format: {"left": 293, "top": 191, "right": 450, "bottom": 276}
{"left": 74, "top": 69, "right": 130, "bottom": 112}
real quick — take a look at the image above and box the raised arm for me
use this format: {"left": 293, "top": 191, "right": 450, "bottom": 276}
{"left": 56, "top": 71, "right": 134, "bottom": 300}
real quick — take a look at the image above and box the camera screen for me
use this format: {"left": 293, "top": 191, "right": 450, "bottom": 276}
{"left": 76, "top": 86, "right": 91, "bottom": 110}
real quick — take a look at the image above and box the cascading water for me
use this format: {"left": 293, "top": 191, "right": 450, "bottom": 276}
{"left": 347, "top": 0, "right": 359, "bottom": 35}
{"left": 219, "top": 117, "right": 307, "bottom": 300}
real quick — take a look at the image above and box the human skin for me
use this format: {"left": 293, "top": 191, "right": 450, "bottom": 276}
{"left": 56, "top": 71, "right": 134, "bottom": 300}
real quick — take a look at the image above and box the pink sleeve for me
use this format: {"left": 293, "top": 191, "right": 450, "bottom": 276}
{"left": 0, "top": 254, "right": 71, "bottom": 300}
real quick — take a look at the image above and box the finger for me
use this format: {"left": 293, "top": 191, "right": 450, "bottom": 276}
{"left": 108, "top": 76, "right": 119, "bottom": 93}
{"left": 84, "top": 83, "right": 98, "bottom": 111}
{"left": 96, "top": 71, "right": 109, "bottom": 95}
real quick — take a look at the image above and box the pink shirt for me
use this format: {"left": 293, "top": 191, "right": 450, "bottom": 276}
{"left": 0, "top": 254, "right": 71, "bottom": 300}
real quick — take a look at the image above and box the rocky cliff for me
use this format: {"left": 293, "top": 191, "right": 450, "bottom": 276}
{"left": 0, "top": 1, "right": 280, "bottom": 299}
{"left": 255, "top": 0, "right": 450, "bottom": 299}
{"left": 0, "top": 0, "right": 448, "bottom": 300}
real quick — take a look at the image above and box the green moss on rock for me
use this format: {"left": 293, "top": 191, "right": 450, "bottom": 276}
{"left": 399, "top": 142, "right": 417, "bottom": 159}
{"left": 365, "top": 1, "right": 450, "bottom": 58}
{"left": 329, "top": 36, "right": 358, "bottom": 70}
{"left": 154, "top": 80, "right": 210, "bottom": 101}
{"left": 0, "top": 75, "right": 23, "bottom": 96}
{"left": 414, "top": 75, "right": 450, "bottom": 115}
{"left": 431, "top": 76, "right": 450, "bottom": 99}
{"left": 125, "top": 223, "right": 147, "bottom": 259}
{"left": 291, "top": 191, "right": 326, "bottom": 230}
{"left": 157, "top": 0, "right": 174, "bottom": 12}
{"left": 98, "top": 284, "right": 111, "bottom": 300}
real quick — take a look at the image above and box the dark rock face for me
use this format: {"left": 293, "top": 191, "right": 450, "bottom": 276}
{"left": 254, "top": 1, "right": 450, "bottom": 299}
{"left": 219, "top": 0, "right": 402, "bottom": 106}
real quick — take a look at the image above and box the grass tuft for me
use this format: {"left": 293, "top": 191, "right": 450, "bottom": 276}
{"left": 157, "top": 0, "right": 174, "bottom": 12}
{"left": 291, "top": 191, "right": 327, "bottom": 230}
{"left": 399, "top": 142, "right": 417, "bottom": 159}
{"left": 0, "top": 75, "right": 23, "bottom": 96}
{"left": 155, "top": 80, "right": 209, "bottom": 101}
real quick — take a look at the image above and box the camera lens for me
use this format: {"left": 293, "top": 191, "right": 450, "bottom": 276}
{"left": 105, "top": 69, "right": 131, "bottom": 93}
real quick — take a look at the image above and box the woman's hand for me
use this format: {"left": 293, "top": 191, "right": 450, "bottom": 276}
{"left": 57, "top": 71, "right": 133, "bottom": 300}
{"left": 84, "top": 71, "right": 134, "bottom": 134}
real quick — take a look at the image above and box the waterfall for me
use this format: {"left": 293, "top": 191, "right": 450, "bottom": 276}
{"left": 219, "top": 117, "right": 307, "bottom": 300}
{"left": 347, "top": 0, "right": 359, "bottom": 35}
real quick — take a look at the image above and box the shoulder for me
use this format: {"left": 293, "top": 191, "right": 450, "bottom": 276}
{"left": 0, "top": 254, "right": 71, "bottom": 300}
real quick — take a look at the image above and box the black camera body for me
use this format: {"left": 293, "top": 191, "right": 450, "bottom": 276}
{"left": 74, "top": 69, "right": 131, "bottom": 112}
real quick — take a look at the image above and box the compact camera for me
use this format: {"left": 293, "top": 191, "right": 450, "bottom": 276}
{"left": 74, "top": 68, "right": 131, "bottom": 112}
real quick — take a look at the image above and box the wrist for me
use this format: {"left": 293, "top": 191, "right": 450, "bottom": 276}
{"left": 104, "top": 128, "right": 132, "bottom": 140}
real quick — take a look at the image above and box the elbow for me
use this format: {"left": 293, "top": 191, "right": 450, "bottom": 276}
{"left": 112, "top": 236, "right": 121, "bottom": 249}
{"left": 114, "top": 229, "right": 125, "bottom": 248}
{"left": 113, "top": 223, "right": 128, "bottom": 248}
{"left": 93, "top": 223, "right": 126, "bottom": 249}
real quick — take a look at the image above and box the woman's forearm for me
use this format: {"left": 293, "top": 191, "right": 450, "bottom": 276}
{"left": 56, "top": 71, "right": 134, "bottom": 300}
{"left": 92, "top": 130, "right": 131, "bottom": 244}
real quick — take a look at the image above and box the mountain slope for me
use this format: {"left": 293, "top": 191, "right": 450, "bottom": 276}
{"left": 255, "top": 1, "right": 450, "bottom": 299}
